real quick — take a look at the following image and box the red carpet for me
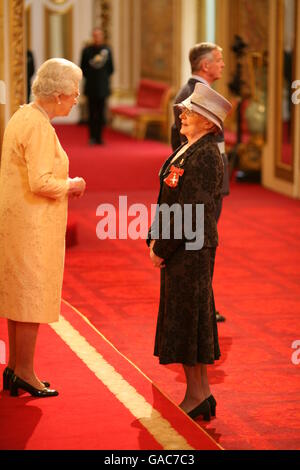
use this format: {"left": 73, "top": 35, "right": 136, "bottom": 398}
{"left": 62, "top": 188, "right": 300, "bottom": 450}
{"left": 55, "top": 125, "right": 171, "bottom": 191}
{"left": 2, "top": 125, "right": 300, "bottom": 450}
{"left": 0, "top": 303, "right": 220, "bottom": 450}
{"left": 59, "top": 125, "right": 300, "bottom": 450}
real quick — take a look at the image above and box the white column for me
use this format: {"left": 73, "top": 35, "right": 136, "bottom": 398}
{"left": 181, "top": 0, "right": 197, "bottom": 86}
{"left": 132, "top": 0, "right": 141, "bottom": 87}
{"left": 110, "top": 0, "right": 122, "bottom": 92}
{"left": 205, "top": 0, "right": 215, "bottom": 43}
{"left": 74, "top": 0, "right": 93, "bottom": 65}
{"left": 31, "top": 0, "right": 44, "bottom": 70}
{"left": 49, "top": 14, "right": 64, "bottom": 57}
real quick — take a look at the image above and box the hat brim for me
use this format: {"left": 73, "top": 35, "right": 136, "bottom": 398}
{"left": 175, "top": 98, "right": 223, "bottom": 131}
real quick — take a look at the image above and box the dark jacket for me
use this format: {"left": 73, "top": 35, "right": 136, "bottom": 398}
{"left": 150, "top": 133, "right": 223, "bottom": 365}
{"left": 148, "top": 133, "right": 223, "bottom": 260}
{"left": 171, "top": 77, "right": 229, "bottom": 196}
{"left": 80, "top": 44, "right": 114, "bottom": 98}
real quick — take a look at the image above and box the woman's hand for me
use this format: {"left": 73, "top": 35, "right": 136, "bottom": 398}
{"left": 68, "top": 177, "right": 86, "bottom": 198}
{"left": 150, "top": 241, "right": 165, "bottom": 268}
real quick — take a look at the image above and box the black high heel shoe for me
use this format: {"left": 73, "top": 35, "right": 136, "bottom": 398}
{"left": 187, "top": 399, "right": 211, "bottom": 421}
{"left": 207, "top": 394, "right": 217, "bottom": 417}
{"left": 2, "top": 367, "right": 50, "bottom": 391}
{"left": 3, "top": 367, "right": 14, "bottom": 391}
{"left": 10, "top": 374, "right": 58, "bottom": 398}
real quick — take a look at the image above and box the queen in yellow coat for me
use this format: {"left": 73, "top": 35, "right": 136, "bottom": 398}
{"left": 0, "top": 58, "right": 86, "bottom": 397}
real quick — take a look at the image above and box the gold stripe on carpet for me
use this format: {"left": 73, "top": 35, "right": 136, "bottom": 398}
{"left": 51, "top": 314, "right": 194, "bottom": 450}
{"left": 62, "top": 299, "right": 223, "bottom": 451}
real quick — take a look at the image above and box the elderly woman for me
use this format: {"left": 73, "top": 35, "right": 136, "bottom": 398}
{"left": 148, "top": 83, "right": 231, "bottom": 421}
{"left": 0, "top": 58, "right": 86, "bottom": 398}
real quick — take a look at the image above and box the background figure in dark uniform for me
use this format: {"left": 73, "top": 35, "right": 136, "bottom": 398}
{"left": 171, "top": 42, "right": 228, "bottom": 322}
{"left": 27, "top": 50, "right": 35, "bottom": 103}
{"left": 80, "top": 28, "right": 114, "bottom": 145}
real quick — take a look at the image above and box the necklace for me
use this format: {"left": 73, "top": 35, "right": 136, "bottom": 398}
{"left": 31, "top": 102, "right": 50, "bottom": 120}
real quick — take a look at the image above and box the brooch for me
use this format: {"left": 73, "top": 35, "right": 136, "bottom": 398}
{"left": 164, "top": 165, "right": 184, "bottom": 188}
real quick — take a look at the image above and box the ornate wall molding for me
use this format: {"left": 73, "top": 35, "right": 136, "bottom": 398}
{"left": 0, "top": 0, "right": 5, "bottom": 158}
{"left": 140, "top": 0, "right": 181, "bottom": 87}
{"left": 43, "top": 0, "right": 74, "bottom": 12}
{"left": 9, "top": 0, "right": 26, "bottom": 115}
{"left": 94, "top": 0, "right": 112, "bottom": 43}
{"left": 262, "top": 0, "right": 300, "bottom": 197}
{"left": 44, "top": 4, "right": 73, "bottom": 61}
{"left": 240, "top": 0, "right": 269, "bottom": 52}
{"left": 274, "top": 0, "right": 293, "bottom": 182}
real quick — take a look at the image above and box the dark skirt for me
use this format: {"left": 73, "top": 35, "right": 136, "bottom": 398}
{"left": 154, "top": 247, "right": 220, "bottom": 365}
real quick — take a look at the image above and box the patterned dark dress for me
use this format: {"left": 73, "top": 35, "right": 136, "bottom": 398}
{"left": 148, "top": 133, "right": 223, "bottom": 365}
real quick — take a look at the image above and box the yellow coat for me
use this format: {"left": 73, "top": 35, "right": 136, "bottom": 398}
{"left": 0, "top": 104, "right": 69, "bottom": 323}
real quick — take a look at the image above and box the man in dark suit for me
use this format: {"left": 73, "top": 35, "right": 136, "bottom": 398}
{"left": 80, "top": 28, "right": 114, "bottom": 145}
{"left": 27, "top": 50, "right": 35, "bottom": 103}
{"left": 171, "top": 42, "right": 228, "bottom": 322}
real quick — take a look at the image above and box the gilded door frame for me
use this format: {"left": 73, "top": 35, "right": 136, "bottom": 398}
{"left": 9, "top": 0, "right": 26, "bottom": 116}
{"left": 0, "top": 0, "right": 5, "bottom": 158}
{"left": 262, "top": 0, "right": 300, "bottom": 198}
{"left": 274, "top": 0, "right": 298, "bottom": 182}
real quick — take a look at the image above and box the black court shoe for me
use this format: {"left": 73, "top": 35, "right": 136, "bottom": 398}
{"left": 10, "top": 374, "right": 58, "bottom": 398}
{"left": 216, "top": 312, "right": 226, "bottom": 322}
{"left": 187, "top": 399, "right": 211, "bottom": 421}
{"left": 3, "top": 367, "right": 14, "bottom": 391}
{"left": 3, "top": 367, "right": 50, "bottom": 391}
{"left": 207, "top": 394, "right": 217, "bottom": 417}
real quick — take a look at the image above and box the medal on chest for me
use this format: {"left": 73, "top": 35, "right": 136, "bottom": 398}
{"left": 164, "top": 165, "right": 184, "bottom": 188}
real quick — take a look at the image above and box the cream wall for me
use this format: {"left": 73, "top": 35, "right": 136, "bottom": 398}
{"left": 110, "top": 0, "right": 213, "bottom": 91}
{"left": 25, "top": 0, "right": 93, "bottom": 123}
{"left": 26, "top": 0, "right": 93, "bottom": 69}
{"left": 21, "top": 0, "right": 209, "bottom": 111}
{"left": 181, "top": 0, "right": 198, "bottom": 86}
{"left": 110, "top": 0, "right": 141, "bottom": 94}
